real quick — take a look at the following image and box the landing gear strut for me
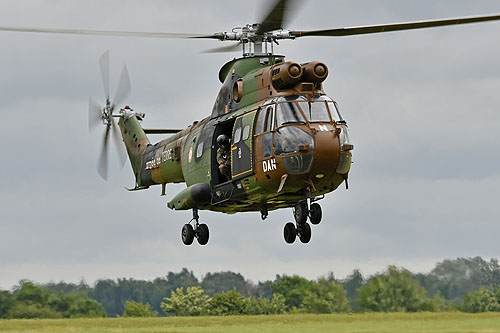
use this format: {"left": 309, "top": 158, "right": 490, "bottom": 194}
{"left": 283, "top": 187, "right": 323, "bottom": 244}
{"left": 182, "top": 208, "right": 209, "bottom": 246}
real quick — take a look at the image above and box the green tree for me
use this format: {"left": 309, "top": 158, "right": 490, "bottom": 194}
{"left": 207, "top": 289, "right": 247, "bottom": 315}
{"left": 12, "top": 280, "right": 49, "bottom": 305}
{"left": 202, "top": 272, "right": 249, "bottom": 296}
{"left": 342, "top": 269, "right": 365, "bottom": 310}
{"left": 123, "top": 301, "right": 157, "bottom": 317}
{"left": 161, "top": 286, "right": 209, "bottom": 316}
{"left": 302, "top": 278, "right": 350, "bottom": 313}
{"left": 7, "top": 303, "right": 62, "bottom": 319}
{"left": 417, "top": 257, "right": 500, "bottom": 303}
{"left": 0, "top": 290, "right": 14, "bottom": 318}
{"left": 358, "top": 266, "right": 439, "bottom": 312}
{"left": 461, "top": 287, "right": 500, "bottom": 313}
{"left": 271, "top": 275, "right": 313, "bottom": 310}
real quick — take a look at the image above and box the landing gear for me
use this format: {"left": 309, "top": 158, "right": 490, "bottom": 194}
{"left": 260, "top": 204, "right": 268, "bottom": 221}
{"left": 181, "top": 224, "right": 195, "bottom": 245}
{"left": 293, "top": 202, "right": 308, "bottom": 225}
{"left": 197, "top": 224, "right": 209, "bottom": 245}
{"left": 309, "top": 203, "right": 322, "bottom": 225}
{"left": 283, "top": 222, "right": 297, "bottom": 244}
{"left": 298, "top": 223, "right": 311, "bottom": 243}
{"left": 182, "top": 208, "right": 210, "bottom": 246}
{"left": 282, "top": 188, "right": 323, "bottom": 244}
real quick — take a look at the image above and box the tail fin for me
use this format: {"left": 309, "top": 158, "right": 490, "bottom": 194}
{"left": 118, "top": 109, "right": 150, "bottom": 186}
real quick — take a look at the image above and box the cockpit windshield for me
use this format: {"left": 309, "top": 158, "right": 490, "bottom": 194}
{"left": 276, "top": 101, "right": 306, "bottom": 127}
{"left": 297, "top": 101, "right": 330, "bottom": 122}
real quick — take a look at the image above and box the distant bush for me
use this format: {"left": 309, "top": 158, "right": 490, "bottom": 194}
{"left": 1, "top": 280, "right": 105, "bottom": 319}
{"left": 461, "top": 287, "right": 500, "bottom": 313}
{"left": 123, "top": 301, "right": 157, "bottom": 317}
{"left": 161, "top": 287, "right": 209, "bottom": 316}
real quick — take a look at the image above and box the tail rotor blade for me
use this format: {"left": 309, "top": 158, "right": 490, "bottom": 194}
{"left": 97, "top": 126, "right": 111, "bottom": 180}
{"left": 89, "top": 98, "right": 103, "bottom": 132}
{"left": 112, "top": 65, "right": 131, "bottom": 111}
{"left": 111, "top": 119, "right": 127, "bottom": 168}
{"left": 99, "top": 50, "right": 110, "bottom": 101}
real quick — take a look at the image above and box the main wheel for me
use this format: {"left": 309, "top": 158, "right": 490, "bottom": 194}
{"left": 309, "top": 203, "right": 322, "bottom": 225}
{"left": 197, "top": 224, "right": 210, "bottom": 245}
{"left": 298, "top": 223, "right": 312, "bottom": 243}
{"left": 293, "top": 202, "right": 308, "bottom": 225}
{"left": 181, "top": 224, "right": 195, "bottom": 245}
{"left": 283, "top": 222, "right": 297, "bottom": 244}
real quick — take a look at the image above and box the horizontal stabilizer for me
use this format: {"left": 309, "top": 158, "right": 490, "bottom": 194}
{"left": 144, "top": 129, "right": 182, "bottom": 134}
{"left": 125, "top": 186, "right": 150, "bottom": 191}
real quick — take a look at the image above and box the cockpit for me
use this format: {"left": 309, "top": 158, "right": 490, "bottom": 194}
{"left": 253, "top": 94, "right": 348, "bottom": 175}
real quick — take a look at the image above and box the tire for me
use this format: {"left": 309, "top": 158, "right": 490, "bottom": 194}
{"left": 298, "top": 223, "right": 311, "bottom": 244}
{"left": 293, "top": 202, "right": 308, "bottom": 225}
{"left": 181, "top": 224, "right": 195, "bottom": 245}
{"left": 309, "top": 203, "right": 322, "bottom": 225}
{"left": 283, "top": 222, "right": 297, "bottom": 244}
{"left": 197, "top": 224, "right": 210, "bottom": 245}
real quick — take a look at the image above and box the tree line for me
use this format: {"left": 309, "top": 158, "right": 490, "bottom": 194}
{"left": 1, "top": 257, "right": 500, "bottom": 318}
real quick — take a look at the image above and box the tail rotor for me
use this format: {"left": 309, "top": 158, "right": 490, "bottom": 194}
{"left": 89, "top": 51, "right": 129, "bottom": 180}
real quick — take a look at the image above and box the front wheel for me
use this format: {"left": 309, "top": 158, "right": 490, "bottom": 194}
{"left": 309, "top": 203, "right": 322, "bottom": 225}
{"left": 197, "top": 224, "right": 210, "bottom": 245}
{"left": 298, "top": 223, "right": 311, "bottom": 243}
{"left": 181, "top": 224, "right": 195, "bottom": 245}
{"left": 284, "top": 222, "right": 297, "bottom": 244}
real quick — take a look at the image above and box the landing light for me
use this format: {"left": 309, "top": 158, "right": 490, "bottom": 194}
{"left": 315, "top": 173, "right": 325, "bottom": 179}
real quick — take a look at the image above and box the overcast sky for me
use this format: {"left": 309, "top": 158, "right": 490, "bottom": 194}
{"left": 1, "top": 0, "right": 500, "bottom": 290}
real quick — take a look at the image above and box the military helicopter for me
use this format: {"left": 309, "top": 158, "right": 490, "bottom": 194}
{"left": 2, "top": 1, "right": 500, "bottom": 246}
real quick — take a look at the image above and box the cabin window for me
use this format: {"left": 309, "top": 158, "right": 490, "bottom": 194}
{"left": 276, "top": 102, "right": 306, "bottom": 127}
{"left": 196, "top": 141, "right": 204, "bottom": 158}
{"left": 263, "top": 133, "right": 272, "bottom": 158}
{"left": 298, "top": 101, "right": 331, "bottom": 122}
{"left": 242, "top": 125, "right": 250, "bottom": 140}
{"left": 233, "top": 127, "right": 242, "bottom": 144}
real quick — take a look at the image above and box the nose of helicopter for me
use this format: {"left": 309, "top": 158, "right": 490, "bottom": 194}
{"left": 308, "top": 123, "right": 342, "bottom": 184}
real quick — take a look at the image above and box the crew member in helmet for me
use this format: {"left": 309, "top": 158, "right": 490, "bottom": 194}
{"left": 216, "top": 134, "right": 231, "bottom": 180}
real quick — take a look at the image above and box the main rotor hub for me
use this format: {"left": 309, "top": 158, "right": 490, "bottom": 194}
{"left": 214, "top": 24, "right": 296, "bottom": 57}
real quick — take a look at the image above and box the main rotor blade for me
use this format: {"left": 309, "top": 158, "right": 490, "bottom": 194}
{"left": 97, "top": 126, "right": 111, "bottom": 180}
{"left": 99, "top": 51, "right": 110, "bottom": 100}
{"left": 291, "top": 13, "right": 500, "bottom": 38}
{"left": 0, "top": 26, "right": 216, "bottom": 39}
{"left": 88, "top": 98, "right": 103, "bottom": 132}
{"left": 203, "top": 43, "right": 241, "bottom": 53}
{"left": 112, "top": 65, "right": 131, "bottom": 111}
{"left": 111, "top": 119, "right": 127, "bottom": 168}
{"left": 257, "top": 0, "right": 297, "bottom": 34}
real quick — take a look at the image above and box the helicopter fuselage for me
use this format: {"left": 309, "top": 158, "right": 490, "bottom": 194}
{"left": 118, "top": 55, "right": 352, "bottom": 214}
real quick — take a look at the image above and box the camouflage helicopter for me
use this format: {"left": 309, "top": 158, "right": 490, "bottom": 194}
{"left": 3, "top": 1, "right": 500, "bottom": 246}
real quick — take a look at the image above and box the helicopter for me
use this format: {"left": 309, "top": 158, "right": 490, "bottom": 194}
{"left": 2, "top": 1, "right": 500, "bottom": 247}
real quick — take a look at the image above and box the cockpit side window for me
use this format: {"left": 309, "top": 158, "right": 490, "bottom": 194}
{"left": 264, "top": 106, "right": 274, "bottom": 132}
{"left": 276, "top": 102, "right": 306, "bottom": 127}
{"left": 298, "top": 101, "right": 331, "bottom": 122}
{"left": 328, "top": 101, "right": 344, "bottom": 122}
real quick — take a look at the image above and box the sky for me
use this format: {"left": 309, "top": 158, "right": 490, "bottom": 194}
{"left": 1, "top": 0, "right": 500, "bottom": 290}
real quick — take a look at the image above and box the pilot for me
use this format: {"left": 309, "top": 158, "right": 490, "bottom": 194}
{"left": 216, "top": 134, "right": 231, "bottom": 179}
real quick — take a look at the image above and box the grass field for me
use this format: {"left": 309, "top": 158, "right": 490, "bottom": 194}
{"left": 1, "top": 312, "right": 500, "bottom": 333}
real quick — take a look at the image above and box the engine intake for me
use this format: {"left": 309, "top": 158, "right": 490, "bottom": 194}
{"left": 271, "top": 61, "right": 303, "bottom": 89}
{"left": 302, "top": 61, "right": 328, "bottom": 84}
